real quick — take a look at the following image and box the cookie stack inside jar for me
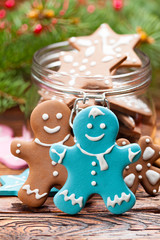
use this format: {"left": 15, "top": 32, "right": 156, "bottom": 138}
{"left": 32, "top": 23, "right": 156, "bottom": 143}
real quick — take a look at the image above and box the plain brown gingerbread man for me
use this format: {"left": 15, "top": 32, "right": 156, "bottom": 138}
{"left": 11, "top": 100, "right": 74, "bottom": 207}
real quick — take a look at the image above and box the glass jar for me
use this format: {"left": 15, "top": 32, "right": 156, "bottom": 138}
{"left": 31, "top": 41, "right": 156, "bottom": 143}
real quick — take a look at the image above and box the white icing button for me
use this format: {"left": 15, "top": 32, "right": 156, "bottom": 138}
{"left": 115, "top": 47, "right": 121, "bottom": 52}
{"left": 87, "top": 123, "right": 92, "bottom": 129}
{"left": 73, "top": 62, "right": 79, "bottom": 67}
{"left": 91, "top": 181, "right": 97, "bottom": 186}
{"left": 64, "top": 55, "right": 73, "bottom": 63}
{"left": 116, "top": 54, "right": 121, "bottom": 58}
{"left": 153, "top": 189, "right": 157, "bottom": 194}
{"left": 82, "top": 58, "right": 88, "bottom": 64}
{"left": 42, "top": 113, "right": 49, "bottom": 121}
{"left": 136, "top": 164, "right": 143, "bottom": 172}
{"left": 16, "top": 149, "right": 20, "bottom": 154}
{"left": 122, "top": 141, "right": 127, "bottom": 146}
{"left": 79, "top": 65, "right": 86, "bottom": 71}
{"left": 85, "top": 71, "right": 91, "bottom": 76}
{"left": 70, "top": 69, "right": 75, "bottom": 74}
{"left": 53, "top": 171, "right": 59, "bottom": 177}
{"left": 92, "top": 161, "right": 96, "bottom": 166}
{"left": 145, "top": 138, "right": 150, "bottom": 143}
{"left": 147, "top": 163, "right": 151, "bottom": 167}
{"left": 17, "top": 143, "right": 21, "bottom": 148}
{"left": 91, "top": 170, "right": 96, "bottom": 176}
{"left": 56, "top": 113, "right": 62, "bottom": 119}
{"left": 105, "top": 80, "right": 110, "bottom": 85}
{"left": 125, "top": 166, "right": 129, "bottom": 170}
{"left": 100, "top": 123, "right": 106, "bottom": 129}
{"left": 51, "top": 161, "right": 57, "bottom": 166}
{"left": 90, "top": 61, "right": 96, "bottom": 67}
{"left": 138, "top": 175, "right": 142, "bottom": 179}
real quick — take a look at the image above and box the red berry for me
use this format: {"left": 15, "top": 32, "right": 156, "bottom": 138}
{"left": 87, "top": 4, "right": 95, "bottom": 13}
{"left": 0, "top": 21, "right": 5, "bottom": 29}
{"left": 0, "top": 9, "right": 6, "bottom": 19}
{"left": 113, "top": 0, "right": 123, "bottom": 11}
{"left": 59, "top": 10, "right": 65, "bottom": 16}
{"left": 52, "top": 18, "right": 58, "bottom": 25}
{"left": 5, "top": 0, "right": 15, "bottom": 8}
{"left": 34, "top": 24, "right": 43, "bottom": 34}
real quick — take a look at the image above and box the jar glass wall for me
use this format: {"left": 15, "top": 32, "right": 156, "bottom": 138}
{"left": 31, "top": 41, "right": 156, "bottom": 143}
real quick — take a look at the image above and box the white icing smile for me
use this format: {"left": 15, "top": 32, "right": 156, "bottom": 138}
{"left": 85, "top": 133, "right": 104, "bottom": 141}
{"left": 43, "top": 125, "right": 60, "bottom": 134}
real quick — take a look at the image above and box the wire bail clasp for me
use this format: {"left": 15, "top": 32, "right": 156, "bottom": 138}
{"left": 69, "top": 92, "right": 109, "bottom": 128}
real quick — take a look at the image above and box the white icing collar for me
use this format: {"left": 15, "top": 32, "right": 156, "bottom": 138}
{"left": 77, "top": 143, "right": 115, "bottom": 171}
{"left": 35, "top": 134, "right": 70, "bottom": 147}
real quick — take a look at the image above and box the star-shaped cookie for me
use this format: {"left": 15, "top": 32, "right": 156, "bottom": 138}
{"left": 69, "top": 23, "right": 141, "bottom": 67}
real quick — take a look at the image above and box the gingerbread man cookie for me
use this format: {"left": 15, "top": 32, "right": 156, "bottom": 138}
{"left": 50, "top": 106, "right": 141, "bottom": 215}
{"left": 11, "top": 100, "right": 74, "bottom": 207}
{"left": 124, "top": 136, "right": 160, "bottom": 196}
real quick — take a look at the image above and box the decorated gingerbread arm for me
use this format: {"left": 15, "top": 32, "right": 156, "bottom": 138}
{"left": 117, "top": 143, "right": 141, "bottom": 168}
{"left": 50, "top": 144, "right": 70, "bottom": 168}
{"left": 10, "top": 139, "right": 33, "bottom": 162}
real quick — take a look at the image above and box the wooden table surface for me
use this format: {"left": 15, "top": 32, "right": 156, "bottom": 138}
{"left": 0, "top": 103, "right": 160, "bottom": 240}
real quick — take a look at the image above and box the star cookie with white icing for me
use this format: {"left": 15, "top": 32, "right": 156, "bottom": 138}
{"left": 123, "top": 136, "right": 160, "bottom": 196}
{"left": 69, "top": 23, "right": 141, "bottom": 68}
{"left": 53, "top": 23, "right": 144, "bottom": 90}
{"left": 58, "top": 49, "right": 126, "bottom": 89}
{"left": 11, "top": 100, "right": 74, "bottom": 207}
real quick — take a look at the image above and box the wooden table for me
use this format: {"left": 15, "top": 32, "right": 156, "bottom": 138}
{"left": 0, "top": 105, "right": 160, "bottom": 239}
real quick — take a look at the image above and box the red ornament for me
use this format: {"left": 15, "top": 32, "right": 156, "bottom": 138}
{"left": 5, "top": 0, "right": 15, "bottom": 8}
{"left": 34, "top": 24, "right": 43, "bottom": 34}
{"left": 0, "top": 9, "right": 6, "bottom": 19}
{"left": 113, "top": 0, "right": 123, "bottom": 11}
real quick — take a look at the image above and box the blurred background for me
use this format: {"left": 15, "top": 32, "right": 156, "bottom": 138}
{"left": 0, "top": 0, "right": 160, "bottom": 118}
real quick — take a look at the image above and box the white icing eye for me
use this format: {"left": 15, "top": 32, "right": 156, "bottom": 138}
{"left": 100, "top": 123, "right": 106, "bottom": 129}
{"left": 87, "top": 123, "right": 92, "bottom": 129}
{"left": 56, "top": 113, "right": 62, "bottom": 119}
{"left": 42, "top": 113, "right": 49, "bottom": 121}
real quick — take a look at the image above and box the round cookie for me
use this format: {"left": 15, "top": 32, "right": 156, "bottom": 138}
{"left": 11, "top": 100, "right": 74, "bottom": 207}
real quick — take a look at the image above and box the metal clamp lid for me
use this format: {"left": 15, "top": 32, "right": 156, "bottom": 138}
{"left": 69, "top": 92, "right": 110, "bottom": 128}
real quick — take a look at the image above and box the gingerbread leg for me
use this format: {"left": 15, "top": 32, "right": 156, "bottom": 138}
{"left": 102, "top": 185, "right": 136, "bottom": 214}
{"left": 18, "top": 171, "right": 52, "bottom": 207}
{"left": 54, "top": 182, "right": 87, "bottom": 215}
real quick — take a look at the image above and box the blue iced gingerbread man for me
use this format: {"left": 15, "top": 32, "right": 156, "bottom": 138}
{"left": 50, "top": 106, "right": 141, "bottom": 215}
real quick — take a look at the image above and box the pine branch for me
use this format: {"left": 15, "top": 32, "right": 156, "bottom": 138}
{"left": 1, "top": 0, "right": 160, "bottom": 115}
